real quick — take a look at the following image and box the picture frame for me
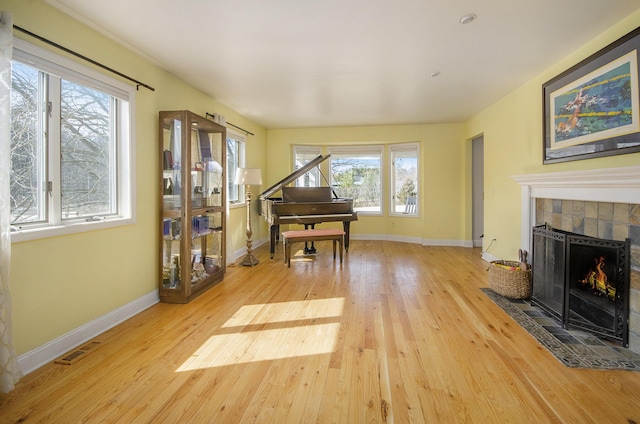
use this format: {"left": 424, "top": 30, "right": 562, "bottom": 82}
{"left": 543, "top": 27, "right": 640, "bottom": 164}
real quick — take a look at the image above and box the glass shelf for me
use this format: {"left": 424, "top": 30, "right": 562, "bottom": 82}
{"left": 159, "top": 111, "right": 226, "bottom": 303}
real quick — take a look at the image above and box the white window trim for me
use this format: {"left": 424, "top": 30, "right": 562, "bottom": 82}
{"left": 227, "top": 128, "right": 246, "bottom": 209}
{"left": 10, "top": 39, "right": 136, "bottom": 243}
{"left": 292, "top": 144, "right": 323, "bottom": 187}
{"left": 389, "top": 142, "right": 420, "bottom": 217}
{"left": 292, "top": 145, "right": 323, "bottom": 167}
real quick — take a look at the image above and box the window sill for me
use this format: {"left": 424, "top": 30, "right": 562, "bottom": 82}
{"left": 356, "top": 211, "right": 384, "bottom": 217}
{"left": 390, "top": 212, "right": 420, "bottom": 218}
{"left": 229, "top": 202, "right": 246, "bottom": 210}
{"left": 10, "top": 217, "right": 136, "bottom": 243}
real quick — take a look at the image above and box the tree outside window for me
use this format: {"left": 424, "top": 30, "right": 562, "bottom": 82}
{"left": 329, "top": 147, "right": 382, "bottom": 213}
{"left": 226, "top": 131, "right": 246, "bottom": 204}
{"left": 391, "top": 143, "right": 419, "bottom": 215}
{"left": 9, "top": 40, "right": 134, "bottom": 240}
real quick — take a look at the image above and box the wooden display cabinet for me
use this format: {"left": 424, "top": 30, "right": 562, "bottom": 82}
{"left": 159, "top": 110, "right": 226, "bottom": 303}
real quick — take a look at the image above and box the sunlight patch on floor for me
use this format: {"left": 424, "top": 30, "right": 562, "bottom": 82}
{"left": 176, "top": 323, "right": 340, "bottom": 371}
{"left": 290, "top": 248, "right": 316, "bottom": 264}
{"left": 222, "top": 297, "right": 345, "bottom": 327}
{"left": 177, "top": 298, "right": 345, "bottom": 371}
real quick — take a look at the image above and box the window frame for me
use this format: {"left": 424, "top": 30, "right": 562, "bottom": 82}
{"left": 328, "top": 145, "right": 384, "bottom": 216}
{"left": 390, "top": 142, "right": 420, "bottom": 217}
{"left": 292, "top": 144, "right": 323, "bottom": 187}
{"left": 10, "top": 39, "right": 136, "bottom": 243}
{"left": 226, "top": 129, "right": 246, "bottom": 207}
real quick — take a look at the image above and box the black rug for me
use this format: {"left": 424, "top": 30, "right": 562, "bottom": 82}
{"left": 481, "top": 288, "right": 640, "bottom": 371}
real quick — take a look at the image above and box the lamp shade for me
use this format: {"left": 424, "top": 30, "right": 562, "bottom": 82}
{"left": 234, "top": 168, "right": 262, "bottom": 186}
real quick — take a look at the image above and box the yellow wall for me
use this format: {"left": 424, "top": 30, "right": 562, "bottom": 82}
{"left": 6, "top": 0, "right": 640, "bottom": 361}
{"left": 465, "top": 10, "right": 640, "bottom": 261}
{"left": 267, "top": 124, "right": 467, "bottom": 243}
{"left": 4, "top": 0, "right": 268, "bottom": 355}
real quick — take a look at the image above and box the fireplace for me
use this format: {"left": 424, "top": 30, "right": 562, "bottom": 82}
{"left": 512, "top": 165, "right": 640, "bottom": 354}
{"left": 532, "top": 224, "right": 630, "bottom": 345}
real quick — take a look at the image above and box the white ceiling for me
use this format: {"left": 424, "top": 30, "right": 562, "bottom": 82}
{"left": 45, "top": 0, "right": 640, "bottom": 129}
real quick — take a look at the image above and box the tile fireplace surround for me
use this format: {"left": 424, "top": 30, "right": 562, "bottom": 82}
{"left": 512, "top": 166, "right": 640, "bottom": 354}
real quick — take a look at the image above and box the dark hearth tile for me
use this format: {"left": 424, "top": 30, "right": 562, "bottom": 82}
{"left": 588, "top": 345, "right": 627, "bottom": 359}
{"left": 543, "top": 325, "right": 567, "bottom": 335}
{"left": 613, "top": 347, "right": 640, "bottom": 359}
{"left": 565, "top": 344, "right": 598, "bottom": 356}
{"left": 480, "top": 288, "right": 640, "bottom": 371}
{"left": 558, "top": 355, "right": 585, "bottom": 367}
{"left": 573, "top": 334, "right": 606, "bottom": 346}
{"left": 533, "top": 317, "right": 558, "bottom": 326}
{"left": 555, "top": 334, "right": 581, "bottom": 344}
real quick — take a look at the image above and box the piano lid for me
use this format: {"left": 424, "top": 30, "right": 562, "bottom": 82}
{"left": 259, "top": 154, "right": 331, "bottom": 200}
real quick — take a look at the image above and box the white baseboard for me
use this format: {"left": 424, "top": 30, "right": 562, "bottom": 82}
{"left": 351, "top": 233, "right": 422, "bottom": 244}
{"left": 350, "top": 234, "right": 474, "bottom": 247}
{"left": 482, "top": 252, "right": 500, "bottom": 263}
{"left": 422, "top": 238, "right": 474, "bottom": 247}
{"left": 18, "top": 235, "right": 477, "bottom": 376}
{"left": 18, "top": 290, "right": 160, "bottom": 375}
{"left": 229, "top": 237, "right": 268, "bottom": 264}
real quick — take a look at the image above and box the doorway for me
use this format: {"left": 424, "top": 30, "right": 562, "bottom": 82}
{"left": 472, "top": 135, "right": 484, "bottom": 247}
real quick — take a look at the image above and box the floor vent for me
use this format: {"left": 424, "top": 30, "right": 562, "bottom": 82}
{"left": 54, "top": 341, "right": 102, "bottom": 365}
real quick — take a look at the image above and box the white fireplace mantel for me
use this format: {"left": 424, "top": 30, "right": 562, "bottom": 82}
{"left": 512, "top": 166, "right": 640, "bottom": 252}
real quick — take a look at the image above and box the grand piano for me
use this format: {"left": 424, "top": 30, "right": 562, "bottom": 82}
{"left": 259, "top": 154, "right": 358, "bottom": 258}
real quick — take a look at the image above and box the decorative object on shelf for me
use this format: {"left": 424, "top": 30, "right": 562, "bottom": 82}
{"left": 235, "top": 167, "right": 263, "bottom": 266}
{"left": 543, "top": 26, "right": 640, "bottom": 164}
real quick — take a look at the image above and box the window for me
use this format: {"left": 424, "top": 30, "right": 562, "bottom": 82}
{"left": 328, "top": 146, "right": 383, "bottom": 214}
{"left": 390, "top": 143, "right": 419, "bottom": 215}
{"left": 226, "top": 130, "right": 246, "bottom": 204}
{"left": 292, "top": 145, "right": 322, "bottom": 187}
{"left": 10, "top": 40, "right": 135, "bottom": 241}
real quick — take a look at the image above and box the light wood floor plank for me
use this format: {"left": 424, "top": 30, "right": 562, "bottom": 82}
{"left": 2, "top": 241, "right": 640, "bottom": 423}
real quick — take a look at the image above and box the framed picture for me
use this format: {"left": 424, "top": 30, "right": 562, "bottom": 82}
{"left": 543, "top": 27, "right": 640, "bottom": 164}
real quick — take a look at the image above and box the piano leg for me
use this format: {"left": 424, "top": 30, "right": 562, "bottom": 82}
{"left": 303, "top": 224, "right": 317, "bottom": 254}
{"left": 343, "top": 221, "right": 352, "bottom": 252}
{"left": 270, "top": 224, "right": 280, "bottom": 259}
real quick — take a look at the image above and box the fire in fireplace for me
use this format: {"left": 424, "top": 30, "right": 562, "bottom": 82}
{"left": 532, "top": 224, "right": 630, "bottom": 346}
{"left": 579, "top": 256, "right": 615, "bottom": 300}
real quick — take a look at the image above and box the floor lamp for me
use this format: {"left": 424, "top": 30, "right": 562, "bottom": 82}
{"left": 234, "top": 168, "right": 262, "bottom": 266}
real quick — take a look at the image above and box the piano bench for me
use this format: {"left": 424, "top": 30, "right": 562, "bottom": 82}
{"left": 282, "top": 228, "right": 346, "bottom": 268}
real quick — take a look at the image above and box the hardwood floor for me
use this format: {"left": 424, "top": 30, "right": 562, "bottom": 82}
{"left": 2, "top": 240, "right": 640, "bottom": 423}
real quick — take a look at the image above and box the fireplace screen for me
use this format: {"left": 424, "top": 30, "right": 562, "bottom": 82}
{"left": 532, "top": 224, "right": 630, "bottom": 346}
{"left": 531, "top": 226, "right": 568, "bottom": 321}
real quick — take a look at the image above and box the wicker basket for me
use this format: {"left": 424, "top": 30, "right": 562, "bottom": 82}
{"left": 488, "top": 260, "right": 532, "bottom": 299}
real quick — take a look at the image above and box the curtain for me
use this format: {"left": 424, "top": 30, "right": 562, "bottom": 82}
{"left": 0, "top": 11, "right": 21, "bottom": 394}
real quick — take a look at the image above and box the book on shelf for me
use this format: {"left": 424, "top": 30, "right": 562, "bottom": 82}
{"left": 198, "top": 130, "right": 212, "bottom": 164}
{"left": 163, "top": 150, "right": 173, "bottom": 170}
